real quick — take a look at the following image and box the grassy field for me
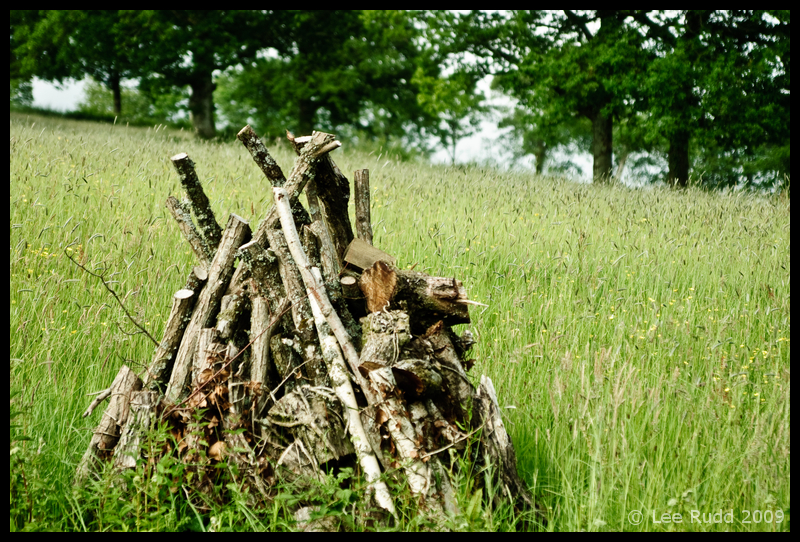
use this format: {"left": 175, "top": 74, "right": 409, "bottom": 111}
{"left": 10, "top": 112, "right": 790, "bottom": 531}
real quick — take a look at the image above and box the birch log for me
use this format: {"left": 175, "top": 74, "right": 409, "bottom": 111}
{"left": 272, "top": 187, "right": 367, "bottom": 391}
{"left": 273, "top": 186, "right": 395, "bottom": 516}
{"left": 307, "top": 286, "right": 396, "bottom": 517}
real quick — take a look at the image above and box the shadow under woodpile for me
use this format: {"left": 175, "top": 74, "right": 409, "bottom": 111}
{"left": 74, "top": 126, "right": 540, "bottom": 529}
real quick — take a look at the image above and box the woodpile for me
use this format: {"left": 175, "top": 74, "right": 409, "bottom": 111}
{"left": 75, "top": 126, "right": 536, "bottom": 525}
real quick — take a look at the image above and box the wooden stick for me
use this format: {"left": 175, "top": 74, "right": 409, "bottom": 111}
{"left": 272, "top": 187, "right": 366, "bottom": 391}
{"left": 354, "top": 169, "right": 372, "bottom": 245}
{"left": 113, "top": 390, "right": 158, "bottom": 469}
{"left": 226, "top": 131, "right": 339, "bottom": 296}
{"left": 287, "top": 131, "right": 353, "bottom": 265}
{"left": 251, "top": 131, "right": 339, "bottom": 248}
{"left": 75, "top": 365, "right": 141, "bottom": 485}
{"left": 236, "top": 125, "right": 287, "bottom": 186}
{"left": 165, "top": 214, "right": 251, "bottom": 404}
{"left": 165, "top": 196, "right": 211, "bottom": 267}
{"left": 143, "top": 288, "right": 197, "bottom": 391}
{"left": 306, "top": 280, "right": 396, "bottom": 518}
{"left": 170, "top": 153, "right": 223, "bottom": 251}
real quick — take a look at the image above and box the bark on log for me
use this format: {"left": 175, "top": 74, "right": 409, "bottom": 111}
{"left": 76, "top": 365, "right": 141, "bottom": 485}
{"left": 250, "top": 297, "right": 282, "bottom": 416}
{"left": 354, "top": 169, "right": 372, "bottom": 245}
{"left": 216, "top": 291, "right": 248, "bottom": 339}
{"left": 234, "top": 240, "right": 286, "bottom": 323}
{"left": 184, "top": 265, "right": 209, "bottom": 292}
{"left": 340, "top": 274, "right": 362, "bottom": 301}
{"left": 143, "top": 288, "right": 197, "bottom": 391}
{"left": 474, "top": 376, "right": 537, "bottom": 513}
{"left": 358, "top": 311, "right": 431, "bottom": 495}
{"left": 113, "top": 390, "right": 158, "bottom": 469}
{"left": 393, "top": 270, "right": 471, "bottom": 327}
{"left": 170, "top": 152, "right": 223, "bottom": 251}
{"left": 250, "top": 131, "right": 339, "bottom": 249}
{"left": 165, "top": 196, "right": 211, "bottom": 268}
{"left": 237, "top": 125, "right": 287, "bottom": 186}
{"left": 287, "top": 131, "right": 354, "bottom": 266}
{"left": 415, "top": 321, "right": 474, "bottom": 420}
{"left": 307, "top": 284, "right": 396, "bottom": 517}
{"left": 226, "top": 131, "right": 339, "bottom": 297}
{"left": 166, "top": 214, "right": 251, "bottom": 404}
{"left": 191, "top": 328, "right": 223, "bottom": 393}
{"left": 306, "top": 181, "right": 360, "bottom": 341}
{"left": 265, "top": 228, "right": 321, "bottom": 383}
{"left": 267, "top": 386, "right": 353, "bottom": 472}
{"left": 272, "top": 188, "right": 368, "bottom": 392}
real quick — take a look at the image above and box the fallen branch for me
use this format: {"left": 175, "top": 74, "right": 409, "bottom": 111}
{"left": 65, "top": 251, "right": 159, "bottom": 348}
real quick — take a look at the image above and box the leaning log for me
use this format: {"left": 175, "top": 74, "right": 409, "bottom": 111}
{"left": 75, "top": 365, "right": 141, "bottom": 485}
{"left": 165, "top": 214, "right": 251, "bottom": 405}
{"left": 144, "top": 288, "right": 197, "bottom": 391}
{"left": 170, "top": 152, "right": 223, "bottom": 251}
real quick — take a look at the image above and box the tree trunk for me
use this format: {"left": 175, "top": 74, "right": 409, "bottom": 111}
{"left": 188, "top": 72, "right": 217, "bottom": 139}
{"left": 109, "top": 70, "right": 122, "bottom": 117}
{"left": 534, "top": 142, "right": 546, "bottom": 175}
{"left": 667, "top": 128, "right": 690, "bottom": 187}
{"left": 297, "top": 98, "right": 316, "bottom": 136}
{"left": 614, "top": 150, "right": 629, "bottom": 183}
{"left": 591, "top": 110, "right": 613, "bottom": 183}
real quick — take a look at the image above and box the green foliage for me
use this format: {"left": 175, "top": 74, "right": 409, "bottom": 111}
{"left": 452, "top": 10, "right": 790, "bottom": 187}
{"left": 77, "top": 78, "right": 190, "bottom": 127}
{"left": 215, "top": 10, "right": 430, "bottom": 149}
{"left": 412, "top": 66, "right": 488, "bottom": 165}
{"left": 10, "top": 78, "right": 34, "bottom": 107}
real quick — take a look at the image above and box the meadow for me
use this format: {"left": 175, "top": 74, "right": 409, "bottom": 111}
{"left": 10, "top": 112, "right": 790, "bottom": 531}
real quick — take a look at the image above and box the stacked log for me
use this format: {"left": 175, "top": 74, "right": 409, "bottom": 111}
{"left": 75, "top": 126, "right": 536, "bottom": 525}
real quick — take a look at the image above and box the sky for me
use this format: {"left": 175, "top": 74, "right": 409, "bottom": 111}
{"left": 31, "top": 76, "right": 592, "bottom": 176}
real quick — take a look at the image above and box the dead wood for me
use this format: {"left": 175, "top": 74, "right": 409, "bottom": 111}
{"left": 354, "top": 169, "right": 372, "bottom": 244}
{"left": 76, "top": 365, "right": 141, "bottom": 485}
{"left": 78, "top": 127, "right": 539, "bottom": 524}
{"left": 170, "top": 152, "right": 223, "bottom": 251}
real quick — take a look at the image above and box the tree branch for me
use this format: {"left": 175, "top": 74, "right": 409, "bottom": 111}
{"left": 65, "top": 250, "right": 159, "bottom": 348}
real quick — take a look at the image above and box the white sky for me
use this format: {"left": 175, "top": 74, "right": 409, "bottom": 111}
{"left": 31, "top": 76, "right": 592, "bottom": 177}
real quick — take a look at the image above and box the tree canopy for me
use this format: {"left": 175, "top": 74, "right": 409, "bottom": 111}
{"left": 10, "top": 10, "right": 790, "bottom": 187}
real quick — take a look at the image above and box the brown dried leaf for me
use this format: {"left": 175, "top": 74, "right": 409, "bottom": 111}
{"left": 209, "top": 441, "right": 226, "bottom": 461}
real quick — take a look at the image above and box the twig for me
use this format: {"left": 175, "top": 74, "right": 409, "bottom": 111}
{"left": 82, "top": 388, "right": 112, "bottom": 418}
{"left": 419, "top": 423, "right": 485, "bottom": 460}
{"left": 65, "top": 250, "right": 159, "bottom": 348}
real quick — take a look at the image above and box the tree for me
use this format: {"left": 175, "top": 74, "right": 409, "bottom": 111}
{"left": 11, "top": 10, "right": 144, "bottom": 116}
{"left": 412, "top": 66, "right": 488, "bottom": 165}
{"left": 215, "top": 10, "right": 431, "bottom": 146}
{"left": 497, "top": 106, "right": 591, "bottom": 175}
{"left": 123, "top": 10, "right": 284, "bottom": 139}
{"left": 625, "top": 10, "right": 790, "bottom": 187}
{"left": 447, "top": 11, "right": 649, "bottom": 183}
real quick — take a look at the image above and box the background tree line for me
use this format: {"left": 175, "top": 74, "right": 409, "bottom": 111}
{"left": 11, "top": 10, "right": 790, "bottom": 188}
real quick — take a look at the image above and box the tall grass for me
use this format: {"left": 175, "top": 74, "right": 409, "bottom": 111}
{"left": 10, "top": 112, "right": 790, "bottom": 531}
